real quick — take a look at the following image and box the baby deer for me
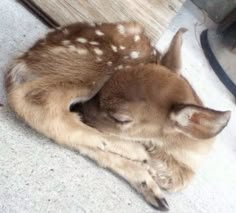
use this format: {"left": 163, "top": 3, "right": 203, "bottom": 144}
{"left": 5, "top": 22, "right": 230, "bottom": 211}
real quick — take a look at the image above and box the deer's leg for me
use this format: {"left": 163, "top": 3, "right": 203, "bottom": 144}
{"left": 43, "top": 108, "right": 149, "bottom": 162}
{"left": 8, "top": 78, "right": 149, "bottom": 162}
{"left": 76, "top": 145, "right": 169, "bottom": 211}
{"left": 149, "top": 150, "right": 194, "bottom": 192}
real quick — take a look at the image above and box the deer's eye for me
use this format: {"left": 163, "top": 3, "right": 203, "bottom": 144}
{"left": 108, "top": 112, "right": 132, "bottom": 124}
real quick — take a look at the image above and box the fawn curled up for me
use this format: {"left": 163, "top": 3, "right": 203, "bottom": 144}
{"left": 5, "top": 22, "right": 230, "bottom": 211}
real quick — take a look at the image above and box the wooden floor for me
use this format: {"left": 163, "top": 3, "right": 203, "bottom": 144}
{"left": 22, "top": 0, "right": 185, "bottom": 41}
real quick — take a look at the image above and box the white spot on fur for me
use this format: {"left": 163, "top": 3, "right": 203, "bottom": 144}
{"left": 116, "top": 65, "right": 123, "bottom": 70}
{"left": 119, "top": 45, "right": 126, "bottom": 50}
{"left": 111, "top": 45, "right": 118, "bottom": 52}
{"left": 124, "top": 56, "right": 129, "bottom": 59}
{"left": 76, "top": 37, "right": 88, "bottom": 43}
{"left": 134, "top": 35, "right": 140, "bottom": 42}
{"left": 93, "top": 48, "right": 103, "bottom": 55}
{"left": 68, "top": 45, "right": 77, "bottom": 52}
{"left": 117, "top": 24, "right": 125, "bottom": 34}
{"left": 89, "top": 41, "right": 99, "bottom": 45}
{"left": 90, "top": 22, "right": 96, "bottom": 27}
{"left": 96, "top": 57, "right": 102, "bottom": 62}
{"left": 62, "top": 29, "right": 69, "bottom": 35}
{"left": 125, "top": 65, "right": 131, "bottom": 69}
{"left": 68, "top": 45, "right": 88, "bottom": 55}
{"left": 62, "top": 40, "right": 71, "bottom": 45}
{"left": 107, "top": 61, "right": 112, "bottom": 66}
{"left": 130, "top": 51, "right": 140, "bottom": 59}
{"left": 95, "top": 30, "right": 104, "bottom": 36}
{"left": 51, "top": 47, "right": 66, "bottom": 54}
{"left": 76, "top": 48, "right": 88, "bottom": 55}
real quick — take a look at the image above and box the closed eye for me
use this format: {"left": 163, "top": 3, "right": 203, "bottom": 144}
{"left": 108, "top": 112, "right": 132, "bottom": 124}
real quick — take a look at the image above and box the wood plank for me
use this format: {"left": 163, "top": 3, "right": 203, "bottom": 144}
{"left": 23, "top": 0, "right": 185, "bottom": 41}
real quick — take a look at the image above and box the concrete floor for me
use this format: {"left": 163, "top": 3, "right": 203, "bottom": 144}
{"left": 0, "top": 0, "right": 236, "bottom": 213}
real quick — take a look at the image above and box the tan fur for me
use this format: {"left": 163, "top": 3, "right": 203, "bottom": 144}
{"left": 4, "top": 23, "right": 230, "bottom": 211}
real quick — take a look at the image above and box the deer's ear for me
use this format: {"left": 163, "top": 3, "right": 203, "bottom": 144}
{"left": 170, "top": 104, "right": 231, "bottom": 139}
{"left": 161, "top": 28, "right": 187, "bottom": 74}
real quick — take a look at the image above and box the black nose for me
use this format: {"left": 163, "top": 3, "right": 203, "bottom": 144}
{"left": 69, "top": 102, "right": 83, "bottom": 114}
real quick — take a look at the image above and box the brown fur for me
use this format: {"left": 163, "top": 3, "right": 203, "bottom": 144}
{"left": 4, "top": 22, "right": 230, "bottom": 211}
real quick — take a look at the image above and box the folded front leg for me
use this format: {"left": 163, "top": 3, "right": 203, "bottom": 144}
{"left": 48, "top": 111, "right": 149, "bottom": 162}
{"left": 149, "top": 150, "right": 194, "bottom": 192}
{"left": 77, "top": 145, "right": 169, "bottom": 211}
{"left": 8, "top": 77, "right": 149, "bottom": 162}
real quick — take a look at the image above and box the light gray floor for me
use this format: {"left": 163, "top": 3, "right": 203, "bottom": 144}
{"left": 0, "top": 0, "right": 236, "bottom": 213}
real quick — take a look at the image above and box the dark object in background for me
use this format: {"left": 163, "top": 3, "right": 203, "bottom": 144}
{"left": 192, "top": 0, "right": 236, "bottom": 98}
{"left": 18, "top": 0, "right": 59, "bottom": 27}
{"left": 192, "top": 0, "right": 235, "bottom": 23}
{"left": 200, "top": 21, "right": 236, "bottom": 97}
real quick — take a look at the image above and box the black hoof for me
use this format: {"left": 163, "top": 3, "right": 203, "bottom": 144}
{"left": 153, "top": 197, "right": 169, "bottom": 211}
